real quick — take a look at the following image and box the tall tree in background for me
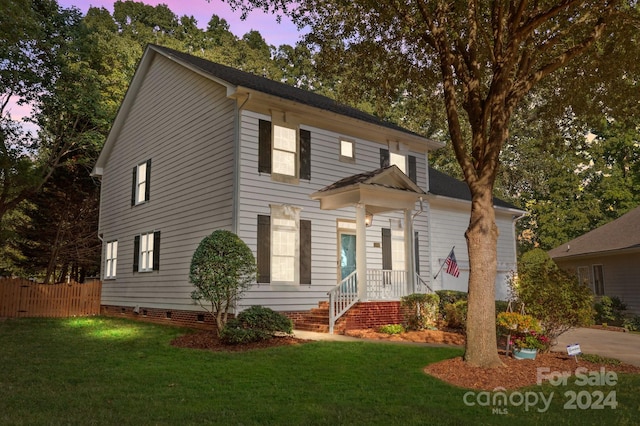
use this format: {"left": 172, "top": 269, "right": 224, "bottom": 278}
{"left": 226, "top": 0, "right": 638, "bottom": 367}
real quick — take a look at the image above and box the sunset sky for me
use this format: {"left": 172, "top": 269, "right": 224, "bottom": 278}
{"left": 57, "top": 0, "right": 303, "bottom": 46}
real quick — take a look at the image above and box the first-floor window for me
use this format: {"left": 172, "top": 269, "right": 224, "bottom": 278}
{"left": 105, "top": 240, "right": 118, "bottom": 279}
{"left": 592, "top": 264, "right": 605, "bottom": 296}
{"left": 134, "top": 231, "right": 160, "bottom": 272}
{"left": 257, "top": 206, "right": 311, "bottom": 285}
{"left": 577, "top": 266, "right": 590, "bottom": 287}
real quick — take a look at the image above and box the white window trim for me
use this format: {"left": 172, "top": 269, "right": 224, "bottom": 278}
{"left": 139, "top": 232, "right": 154, "bottom": 272}
{"left": 270, "top": 204, "right": 301, "bottom": 285}
{"left": 105, "top": 240, "right": 118, "bottom": 279}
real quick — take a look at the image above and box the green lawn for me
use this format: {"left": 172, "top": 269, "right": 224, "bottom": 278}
{"left": 1, "top": 317, "right": 638, "bottom": 425}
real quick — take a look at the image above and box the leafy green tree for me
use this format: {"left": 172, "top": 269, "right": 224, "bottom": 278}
{"left": 189, "top": 230, "right": 257, "bottom": 333}
{"left": 509, "top": 249, "right": 594, "bottom": 345}
{"left": 225, "top": 0, "right": 637, "bottom": 367}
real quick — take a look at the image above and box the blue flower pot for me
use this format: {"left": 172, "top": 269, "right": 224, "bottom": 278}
{"left": 513, "top": 348, "right": 537, "bottom": 360}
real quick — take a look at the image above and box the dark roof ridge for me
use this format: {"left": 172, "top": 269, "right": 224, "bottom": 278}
{"left": 149, "top": 44, "right": 428, "bottom": 139}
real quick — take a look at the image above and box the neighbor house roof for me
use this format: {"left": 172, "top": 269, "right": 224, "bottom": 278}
{"left": 548, "top": 206, "right": 640, "bottom": 260}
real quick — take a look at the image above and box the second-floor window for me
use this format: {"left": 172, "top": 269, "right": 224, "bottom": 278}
{"left": 380, "top": 148, "right": 417, "bottom": 183}
{"left": 132, "top": 159, "right": 151, "bottom": 205}
{"left": 259, "top": 119, "right": 311, "bottom": 182}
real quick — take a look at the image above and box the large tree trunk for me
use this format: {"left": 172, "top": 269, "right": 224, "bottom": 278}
{"left": 463, "top": 184, "right": 503, "bottom": 368}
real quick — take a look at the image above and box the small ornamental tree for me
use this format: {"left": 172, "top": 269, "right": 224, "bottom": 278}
{"left": 509, "top": 249, "right": 594, "bottom": 345}
{"left": 189, "top": 230, "right": 257, "bottom": 334}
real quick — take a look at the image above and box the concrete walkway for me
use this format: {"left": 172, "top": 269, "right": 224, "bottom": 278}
{"left": 555, "top": 327, "right": 640, "bottom": 367}
{"left": 295, "top": 327, "right": 640, "bottom": 367}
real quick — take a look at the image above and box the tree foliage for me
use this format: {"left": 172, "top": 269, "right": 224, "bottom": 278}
{"left": 189, "top": 230, "right": 257, "bottom": 333}
{"left": 224, "top": 0, "right": 638, "bottom": 367}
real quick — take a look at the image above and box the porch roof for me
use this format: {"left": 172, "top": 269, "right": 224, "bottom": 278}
{"left": 309, "top": 166, "right": 426, "bottom": 214}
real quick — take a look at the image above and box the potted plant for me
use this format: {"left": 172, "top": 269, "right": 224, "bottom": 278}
{"left": 496, "top": 312, "right": 547, "bottom": 359}
{"left": 510, "top": 331, "right": 549, "bottom": 359}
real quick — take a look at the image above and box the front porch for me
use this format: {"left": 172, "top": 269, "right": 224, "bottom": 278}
{"left": 310, "top": 166, "right": 433, "bottom": 333}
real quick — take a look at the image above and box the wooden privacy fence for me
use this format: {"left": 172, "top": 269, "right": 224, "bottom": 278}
{"left": 0, "top": 278, "right": 102, "bottom": 318}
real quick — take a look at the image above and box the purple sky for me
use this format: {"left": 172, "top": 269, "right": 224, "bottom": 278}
{"left": 57, "top": 0, "right": 303, "bottom": 46}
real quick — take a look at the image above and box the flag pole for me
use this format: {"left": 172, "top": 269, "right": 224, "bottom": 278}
{"left": 433, "top": 246, "right": 455, "bottom": 280}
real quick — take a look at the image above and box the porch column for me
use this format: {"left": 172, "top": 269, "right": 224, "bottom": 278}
{"left": 356, "top": 203, "right": 368, "bottom": 301}
{"left": 404, "top": 208, "right": 414, "bottom": 295}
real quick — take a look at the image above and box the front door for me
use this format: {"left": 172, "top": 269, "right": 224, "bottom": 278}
{"left": 339, "top": 232, "right": 357, "bottom": 280}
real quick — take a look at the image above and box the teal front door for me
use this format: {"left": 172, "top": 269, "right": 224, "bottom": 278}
{"left": 340, "top": 233, "right": 357, "bottom": 280}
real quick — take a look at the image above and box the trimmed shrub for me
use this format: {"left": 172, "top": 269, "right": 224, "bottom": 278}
{"left": 623, "top": 315, "right": 640, "bottom": 332}
{"left": 219, "top": 306, "right": 293, "bottom": 345}
{"left": 401, "top": 293, "right": 440, "bottom": 330}
{"left": 189, "top": 230, "right": 257, "bottom": 334}
{"left": 595, "top": 296, "right": 627, "bottom": 325}
{"left": 443, "top": 300, "right": 467, "bottom": 330}
{"left": 378, "top": 324, "right": 405, "bottom": 335}
{"left": 435, "top": 290, "right": 467, "bottom": 314}
{"left": 234, "top": 305, "right": 293, "bottom": 335}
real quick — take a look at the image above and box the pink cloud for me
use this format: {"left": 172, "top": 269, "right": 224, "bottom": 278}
{"left": 59, "top": 0, "right": 303, "bottom": 46}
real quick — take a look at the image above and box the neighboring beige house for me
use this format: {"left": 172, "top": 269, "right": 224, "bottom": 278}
{"left": 92, "top": 44, "right": 525, "bottom": 332}
{"left": 548, "top": 206, "right": 640, "bottom": 315}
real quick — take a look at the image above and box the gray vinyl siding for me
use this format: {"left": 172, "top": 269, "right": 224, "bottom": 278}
{"left": 98, "top": 54, "right": 236, "bottom": 310}
{"left": 428, "top": 202, "right": 517, "bottom": 300}
{"left": 235, "top": 110, "right": 432, "bottom": 312}
{"left": 555, "top": 252, "right": 640, "bottom": 315}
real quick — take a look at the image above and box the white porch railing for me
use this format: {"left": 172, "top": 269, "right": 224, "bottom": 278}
{"left": 327, "top": 270, "right": 434, "bottom": 334}
{"left": 415, "top": 273, "right": 434, "bottom": 294}
{"left": 366, "top": 269, "right": 408, "bottom": 300}
{"left": 327, "top": 271, "right": 359, "bottom": 334}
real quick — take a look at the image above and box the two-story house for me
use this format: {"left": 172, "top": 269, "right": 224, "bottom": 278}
{"left": 92, "top": 44, "right": 525, "bottom": 332}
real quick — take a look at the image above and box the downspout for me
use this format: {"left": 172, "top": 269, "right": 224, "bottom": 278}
{"left": 410, "top": 197, "right": 424, "bottom": 293}
{"left": 232, "top": 92, "right": 251, "bottom": 234}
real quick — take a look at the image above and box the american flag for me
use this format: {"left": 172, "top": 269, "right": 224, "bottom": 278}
{"left": 445, "top": 250, "right": 460, "bottom": 277}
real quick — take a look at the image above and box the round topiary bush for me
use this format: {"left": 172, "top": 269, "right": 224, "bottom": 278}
{"left": 189, "top": 230, "right": 257, "bottom": 334}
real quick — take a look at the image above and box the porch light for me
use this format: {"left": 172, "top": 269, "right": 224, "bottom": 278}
{"left": 365, "top": 211, "right": 374, "bottom": 227}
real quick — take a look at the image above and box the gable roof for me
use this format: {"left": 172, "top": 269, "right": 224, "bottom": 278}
{"left": 314, "top": 165, "right": 425, "bottom": 195}
{"left": 310, "top": 165, "right": 426, "bottom": 214}
{"left": 427, "top": 167, "right": 523, "bottom": 211}
{"left": 548, "top": 206, "right": 640, "bottom": 259}
{"left": 151, "top": 45, "right": 431, "bottom": 139}
{"left": 93, "top": 44, "right": 444, "bottom": 176}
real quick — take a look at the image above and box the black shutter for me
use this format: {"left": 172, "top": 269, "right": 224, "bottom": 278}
{"left": 152, "top": 231, "right": 160, "bottom": 271}
{"left": 133, "top": 235, "right": 140, "bottom": 272}
{"left": 414, "top": 231, "right": 420, "bottom": 274}
{"left": 408, "top": 155, "right": 417, "bottom": 183}
{"left": 380, "top": 148, "right": 390, "bottom": 168}
{"left": 257, "top": 215, "right": 270, "bottom": 283}
{"left": 299, "top": 129, "right": 311, "bottom": 180}
{"left": 382, "top": 228, "right": 392, "bottom": 270}
{"left": 131, "top": 166, "right": 137, "bottom": 206}
{"left": 300, "top": 219, "right": 311, "bottom": 284}
{"left": 258, "top": 120, "right": 272, "bottom": 173}
{"left": 145, "top": 159, "right": 152, "bottom": 201}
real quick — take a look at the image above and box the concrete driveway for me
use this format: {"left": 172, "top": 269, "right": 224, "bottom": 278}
{"left": 554, "top": 328, "right": 640, "bottom": 367}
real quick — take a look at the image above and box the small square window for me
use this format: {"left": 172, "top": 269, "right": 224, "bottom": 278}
{"left": 340, "top": 139, "right": 355, "bottom": 163}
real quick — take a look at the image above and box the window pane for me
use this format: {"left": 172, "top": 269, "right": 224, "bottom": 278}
{"left": 390, "top": 152, "right": 406, "bottom": 173}
{"left": 391, "top": 229, "right": 405, "bottom": 270}
{"left": 273, "top": 125, "right": 296, "bottom": 151}
{"left": 273, "top": 150, "right": 296, "bottom": 176}
{"left": 340, "top": 140, "right": 353, "bottom": 158}
{"left": 272, "top": 256, "right": 295, "bottom": 281}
